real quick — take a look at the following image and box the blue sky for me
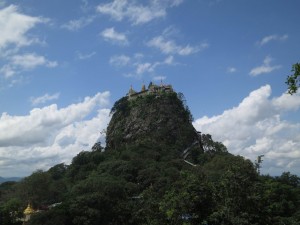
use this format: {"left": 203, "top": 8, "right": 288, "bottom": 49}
{"left": 0, "top": 0, "right": 299, "bottom": 177}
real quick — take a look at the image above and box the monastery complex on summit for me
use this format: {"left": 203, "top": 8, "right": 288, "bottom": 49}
{"left": 127, "top": 82, "right": 174, "bottom": 99}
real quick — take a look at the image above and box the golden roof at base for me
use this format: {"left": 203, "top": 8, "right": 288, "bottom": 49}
{"left": 24, "top": 203, "right": 35, "bottom": 215}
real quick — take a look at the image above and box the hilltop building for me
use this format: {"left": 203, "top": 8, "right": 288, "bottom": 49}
{"left": 127, "top": 82, "right": 174, "bottom": 99}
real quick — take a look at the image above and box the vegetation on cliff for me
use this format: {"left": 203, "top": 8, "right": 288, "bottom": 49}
{"left": 107, "top": 92, "right": 196, "bottom": 150}
{"left": 0, "top": 91, "right": 299, "bottom": 225}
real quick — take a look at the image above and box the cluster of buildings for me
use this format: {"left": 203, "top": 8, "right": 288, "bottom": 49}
{"left": 127, "top": 82, "right": 174, "bottom": 99}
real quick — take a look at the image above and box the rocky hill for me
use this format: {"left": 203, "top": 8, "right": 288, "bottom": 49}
{"left": 106, "top": 88, "right": 200, "bottom": 153}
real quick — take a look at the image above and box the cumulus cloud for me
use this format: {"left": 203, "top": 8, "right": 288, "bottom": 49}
{"left": 30, "top": 93, "right": 60, "bottom": 106}
{"left": 101, "top": 27, "right": 128, "bottom": 45}
{"left": 96, "top": 0, "right": 183, "bottom": 25}
{"left": 0, "top": 5, "right": 47, "bottom": 50}
{"left": 257, "top": 34, "right": 288, "bottom": 46}
{"left": 0, "top": 92, "right": 111, "bottom": 177}
{"left": 272, "top": 92, "right": 300, "bottom": 111}
{"left": 147, "top": 35, "right": 208, "bottom": 56}
{"left": 0, "top": 5, "right": 57, "bottom": 81}
{"left": 249, "top": 56, "right": 281, "bottom": 76}
{"left": 193, "top": 85, "right": 300, "bottom": 175}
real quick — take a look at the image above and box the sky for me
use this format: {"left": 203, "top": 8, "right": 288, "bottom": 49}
{"left": 0, "top": 0, "right": 299, "bottom": 177}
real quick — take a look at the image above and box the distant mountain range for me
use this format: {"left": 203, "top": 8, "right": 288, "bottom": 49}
{"left": 0, "top": 176, "right": 22, "bottom": 183}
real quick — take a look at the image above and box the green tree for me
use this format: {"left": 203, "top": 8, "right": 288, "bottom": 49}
{"left": 286, "top": 62, "right": 300, "bottom": 94}
{"left": 260, "top": 173, "right": 300, "bottom": 224}
{"left": 201, "top": 134, "right": 227, "bottom": 154}
{"left": 27, "top": 204, "right": 71, "bottom": 225}
{"left": 159, "top": 171, "right": 214, "bottom": 225}
{"left": 68, "top": 172, "right": 130, "bottom": 225}
{"left": 204, "top": 155, "right": 261, "bottom": 225}
{"left": 0, "top": 198, "right": 23, "bottom": 225}
{"left": 17, "top": 170, "right": 52, "bottom": 206}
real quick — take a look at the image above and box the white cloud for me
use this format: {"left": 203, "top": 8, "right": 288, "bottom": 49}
{"left": 80, "top": 0, "right": 89, "bottom": 11}
{"left": 0, "top": 5, "right": 47, "bottom": 50}
{"left": 0, "top": 64, "right": 15, "bottom": 78}
{"left": 136, "top": 62, "right": 152, "bottom": 75}
{"left": 109, "top": 55, "right": 131, "bottom": 67}
{"left": 96, "top": 0, "right": 183, "bottom": 25}
{"left": 147, "top": 36, "right": 208, "bottom": 56}
{"left": 0, "top": 53, "right": 57, "bottom": 78}
{"left": 77, "top": 51, "right": 96, "bottom": 60}
{"left": 258, "top": 34, "right": 288, "bottom": 46}
{"left": 132, "top": 57, "right": 172, "bottom": 76}
{"left": 110, "top": 54, "right": 175, "bottom": 78}
{"left": 30, "top": 93, "right": 60, "bottom": 106}
{"left": 272, "top": 92, "right": 300, "bottom": 111}
{"left": 249, "top": 56, "right": 281, "bottom": 76}
{"left": 61, "top": 16, "right": 96, "bottom": 31}
{"left": 227, "top": 67, "right": 237, "bottom": 73}
{"left": 97, "top": 0, "right": 128, "bottom": 21}
{"left": 193, "top": 85, "right": 300, "bottom": 176}
{"left": 0, "top": 5, "right": 57, "bottom": 81}
{"left": 101, "top": 27, "right": 128, "bottom": 45}
{"left": 170, "top": 0, "right": 184, "bottom": 7}
{"left": 0, "top": 92, "right": 111, "bottom": 177}
{"left": 11, "top": 53, "right": 57, "bottom": 69}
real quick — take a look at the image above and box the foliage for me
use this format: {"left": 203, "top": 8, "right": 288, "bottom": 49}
{"left": 201, "top": 133, "right": 227, "bottom": 153}
{"left": 286, "top": 62, "right": 300, "bottom": 94}
{"left": 159, "top": 171, "right": 215, "bottom": 225}
{"left": 1, "top": 134, "right": 300, "bottom": 225}
{"left": 110, "top": 96, "right": 129, "bottom": 115}
{"left": 177, "top": 92, "right": 194, "bottom": 122}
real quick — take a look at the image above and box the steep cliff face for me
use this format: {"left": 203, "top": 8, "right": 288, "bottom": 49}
{"left": 106, "top": 92, "right": 199, "bottom": 151}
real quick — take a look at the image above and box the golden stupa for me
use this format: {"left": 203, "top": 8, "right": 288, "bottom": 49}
{"left": 24, "top": 203, "right": 34, "bottom": 215}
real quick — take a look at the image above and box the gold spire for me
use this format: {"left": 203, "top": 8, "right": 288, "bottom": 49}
{"left": 141, "top": 84, "right": 146, "bottom": 92}
{"left": 24, "top": 203, "right": 34, "bottom": 215}
{"left": 128, "top": 85, "right": 136, "bottom": 95}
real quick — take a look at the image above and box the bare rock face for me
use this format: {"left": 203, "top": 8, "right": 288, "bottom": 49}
{"left": 106, "top": 92, "right": 199, "bottom": 151}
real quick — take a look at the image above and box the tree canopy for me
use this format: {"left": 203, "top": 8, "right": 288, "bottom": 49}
{"left": 286, "top": 62, "right": 300, "bottom": 94}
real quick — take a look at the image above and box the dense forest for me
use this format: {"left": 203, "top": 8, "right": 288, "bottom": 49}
{"left": 0, "top": 90, "right": 299, "bottom": 225}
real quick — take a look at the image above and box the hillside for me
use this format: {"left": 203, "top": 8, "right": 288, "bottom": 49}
{"left": 0, "top": 177, "right": 22, "bottom": 184}
{"left": 0, "top": 85, "right": 299, "bottom": 225}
